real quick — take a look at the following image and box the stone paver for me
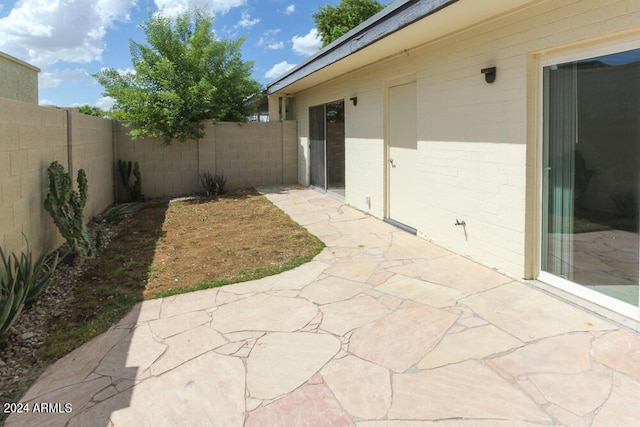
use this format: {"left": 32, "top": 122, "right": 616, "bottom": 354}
{"left": 488, "top": 333, "right": 594, "bottom": 378}
{"left": 321, "top": 355, "right": 392, "bottom": 419}
{"left": 7, "top": 185, "right": 640, "bottom": 427}
{"left": 591, "top": 330, "right": 640, "bottom": 382}
{"left": 388, "top": 360, "right": 551, "bottom": 422}
{"left": 245, "top": 382, "right": 352, "bottom": 427}
{"left": 417, "top": 324, "right": 523, "bottom": 369}
{"left": 461, "top": 281, "right": 615, "bottom": 341}
{"left": 246, "top": 332, "right": 340, "bottom": 399}
{"left": 349, "top": 303, "right": 457, "bottom": 372}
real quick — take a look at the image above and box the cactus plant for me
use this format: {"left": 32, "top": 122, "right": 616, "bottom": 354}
{"left": 44, "top": 161, "right": 96, "bottom": 262}
{"left": 117, "top": 160, "right": 142, "bottom": 202}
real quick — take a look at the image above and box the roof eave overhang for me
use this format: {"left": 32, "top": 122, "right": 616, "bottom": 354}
{"left": 267, "top": 0, "right": 540, "bottom": 95}
{"left": 267, "top": 0, "right": 456, "bottom": 95}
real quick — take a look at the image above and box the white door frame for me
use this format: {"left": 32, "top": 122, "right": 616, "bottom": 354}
{"left": 535, "top": 37, "right": 640, "bottom": 319}
{"left": 384, "top": 74, "right": 418, "bottom": 230}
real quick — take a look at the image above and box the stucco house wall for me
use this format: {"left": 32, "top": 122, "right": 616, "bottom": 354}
{"left": 271, "top": 0, "right": 640, "bottom": 280}
{"left": 0, "top": 51, "right": 39, "bottom": 104}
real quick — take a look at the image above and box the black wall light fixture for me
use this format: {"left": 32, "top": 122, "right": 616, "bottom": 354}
{"left": 481, "top": 67, "right": 496, "bottom": 83}
{"left": 350, "top": 96, "right": 358, "bottom": 106}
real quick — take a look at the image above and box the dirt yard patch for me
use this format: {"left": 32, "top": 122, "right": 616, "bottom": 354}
{"left": 145, "top": 190, "right": 322, "bottom": 297}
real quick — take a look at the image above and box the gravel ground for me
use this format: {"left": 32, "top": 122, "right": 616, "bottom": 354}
{"left": 0, "top": 219, "right": 125, "bottom": 425}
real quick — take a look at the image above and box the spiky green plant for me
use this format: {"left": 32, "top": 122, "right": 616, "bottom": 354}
{"left": 117, "top": 160, "right": 143, "bottom": 202}
{"left": 199, "top": 172, "right": 227, "bottom": 198}
{"left": 20, "top": 250, "right": 60, "bottom": 305}
{"left": 44, "top": 161, "right": 95, "bottom": 262}
{"left": 0, "top": 248, "right": 27, "bottom": 337}
{"left": 0, "top": 241, "right": 59, "bottom": 336}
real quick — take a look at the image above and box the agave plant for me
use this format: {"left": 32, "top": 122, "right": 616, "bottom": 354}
{"left": 21, "top": 250, "right": 60, "bottom": 304}
{"left": 101, "top": 202, "right": 140, "bottom": 223}
{"left": 1, "top": 242, "right": 59, "bottom": 337}
{"left": 200, "top": 172, "right": 227, "bottom": 198}
{"left": 0, "top": 248, "right": 28, "bottom": 337}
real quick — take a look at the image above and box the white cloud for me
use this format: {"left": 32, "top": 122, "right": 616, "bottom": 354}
{"left": 116, "top": 67, "right": 136, "bottom": 76}
{"left": 39, "top": 99, "right": 56, "bottom": 106}
{"left": 237, "top": 10, "right": 259, "bottom": 28}
{"left": 95, "top": 96, "right": 116, "bottom": 110}
{"left": 265, "top": 61, "right": 295, "bottom": 79}
{"left": 154, "top": 0, "right": 246, "bottom": 17}
{"left": 292, "top": 28, "right": 322, "bottom": 56}
{"left": 0, "top": 0, "right": 134, "bottom": 68}
{"left": 39, "top": 68, "right": 90, "bottom": 88}
{"left": 257, "top": 28, "right": 280, "bottom": 48}
{"left": 68, "top": 96, "right": 114, "bottom": 110}
{"left": 285, "top": 5, "right": 295, "bottom": 15}
{"left": 267, "top": 42, "right": 284, "bottom": 50}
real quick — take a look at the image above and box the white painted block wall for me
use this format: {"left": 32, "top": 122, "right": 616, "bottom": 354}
{"left": 290, "top": 0, "right": 640, "bottom": 279}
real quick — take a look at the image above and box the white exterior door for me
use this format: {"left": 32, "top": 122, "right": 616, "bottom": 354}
{"left": 387, "top": 81, "right": 418, "bottom": 229}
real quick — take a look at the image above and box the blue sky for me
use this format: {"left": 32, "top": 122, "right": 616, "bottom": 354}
{"left": 0, "top": 0, "right": 342, "bottom": 108}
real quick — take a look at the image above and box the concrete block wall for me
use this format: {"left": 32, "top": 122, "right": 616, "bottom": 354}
{"left": 2, "top": 103, "right": 297, "bottom": 258}
{"left": 411, "top": 0, "right": 640, "bottom": 277}
{"left": 69, "top": 111, "right": 115, "bottom": 220}
{"left": 0, "top": 52, "right": 39, "bottom": 104}
{"left": 0, "top": 99, "right": 70, "bottom": 256}
{"left": 114, "top": 122, "right": 200, "bottom": 199}
{"left": 285, "top": 0, "right": 640, "bottom": 279}
{"left": 212, "top": 121, "right": 297, "bottom": 189}
{"left": 115, "top": 121, "right": 297, "bottom": 198}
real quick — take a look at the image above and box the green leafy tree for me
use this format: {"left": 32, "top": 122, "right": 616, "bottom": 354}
{"left": 313, "top": 0, "right": 386, "bottom": 46}
{"left": 94, "top": 9, "right": 261, "bottom": 145}
{"left": 77, "top": 105, "right": 106, "bottom": 117}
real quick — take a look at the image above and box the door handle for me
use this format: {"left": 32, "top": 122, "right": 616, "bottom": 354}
{"left": 389, "top": 158, "right": 395, "bottom": 167}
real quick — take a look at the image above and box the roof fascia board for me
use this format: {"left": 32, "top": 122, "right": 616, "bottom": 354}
{"left": 267, "top": 0, "right": 458, "bottom": 94}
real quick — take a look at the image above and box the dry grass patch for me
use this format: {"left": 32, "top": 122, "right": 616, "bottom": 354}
{"left": 146, "top": 190, "right": 323, "bottom": 297}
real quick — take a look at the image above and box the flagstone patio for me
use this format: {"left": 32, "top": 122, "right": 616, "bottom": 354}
{"left": 7, "top": 185, "right": 640, "bottom": 426}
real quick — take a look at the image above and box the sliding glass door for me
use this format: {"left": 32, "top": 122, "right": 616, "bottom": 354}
{"left": 541, "top": 47, "right": 640, "bottom": 309}
{"left": 309, "top": 105, "right": 326, "bottom": 189}
{"left": 309, "top": 100, "right": 345, "bottom": 196}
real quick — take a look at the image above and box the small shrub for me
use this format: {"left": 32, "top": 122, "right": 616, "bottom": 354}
{"left": 117, "top": 160, "right": 143, "bottom": 202}
{"left": 101, "top": 202, "right": 139, "bottom": 223}
{"left": 200, "top": 172, "right": 227, "bottom": 198}
{"left": 44, "top": 161, "right": 95, "bottom": 262}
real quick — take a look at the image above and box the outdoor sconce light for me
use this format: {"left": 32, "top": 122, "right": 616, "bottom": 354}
{"left": 481, "top": 67, "right": 496, "bottom": 83}
{"left": 350, "top": 96, "right": 358, "bottom": 106}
